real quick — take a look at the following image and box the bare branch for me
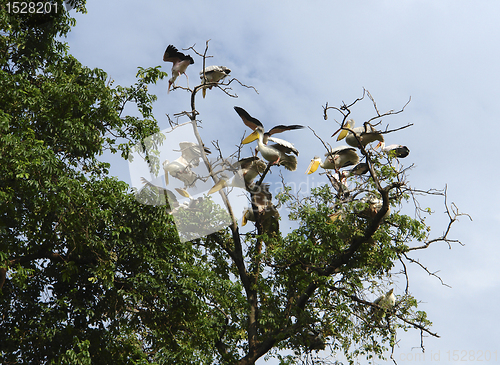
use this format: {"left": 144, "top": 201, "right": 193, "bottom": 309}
{"left": 402, "top": 253, "right": 451, "bottom": 288}
{"left": 408, "top": 186, "right": 471, "bottom": 251}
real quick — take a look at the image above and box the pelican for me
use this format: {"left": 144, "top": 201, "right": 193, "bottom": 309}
{"left": 241, "top": 207, "right": 280, "bottom": 235}
{"left": 305, "top": 156, "right": 335, "bottom": 174}
{"left": 242, "top": 126, "right": 298, "bottom": 171}
{"left": 242, "top": 184, "right": 280, "bottom": 234}
{"left": 200, "top": 65, "right": 231, "bottom": 98}
{"left": 372, "top": 288, "right": 396, "bottom": 322}
{"left": 172, "top": 187, "right": 204, "bottom": 213}
{"left": 234, "top": 106, "right": 304, "bottom": 148}
{"left": 173, "top": 141, "right": 211, "bottom": 167}
{"left": 373, "top": 288, "right": 396, "bottom": 308}
{"left": 163, "top": 158, "right": 197, "bottom": 188}
{"left": 333, "top": 120, "right": 384, "bottom": 148}
{"left": 139, "top": 177, "right": 179, "bottom": 212}
{"left": 163, "top": 45, "right": 194, "bottom": 92}
{"left": 357, "top": 196, "right": 390, "bottom": 220}
{"left": 306, "top": 146, "right": 360, "bottom": 174}
{"left": 208, "top": 156, "right": 266, "bottom": 194}
{"left": 375, "top": 142, "right": 409, "bottom": 158}
{"left": 241, "top": 208, "right": 254, "bottom": 226}
{"left": 348, "top": 162, "right": 369, "bottom": 176}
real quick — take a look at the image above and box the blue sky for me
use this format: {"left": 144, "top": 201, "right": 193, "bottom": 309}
{"left": 65, "top": 1, "right": 499, "bottom": 363}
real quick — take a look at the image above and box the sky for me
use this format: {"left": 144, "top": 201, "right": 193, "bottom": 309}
{"left": 64, "top": 1, "right": 499, "bottom": 363}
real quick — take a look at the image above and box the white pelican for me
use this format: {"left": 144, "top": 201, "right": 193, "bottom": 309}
{"left": 375, "top": 142, "right": 409, "bottom": 158}
{"left": 172, "top": 187, "right": 204, "bottom": 213}
{"left": 163, "top": 158, "right": 197, "bottom": 188}
{"left": 234, "top": 106, "right": 304, "bottom": 148}
{"left": 357, "top": 196, "right": 390, "bottom": 220}
{"left": 305, "top": 156, "right": 335, "bottom": 174}
{"left": 306, "top": 146, "right": 360, "bottom": 174}
{"left": 241, "top": 207, "right": 279, "bottom": 235}
{"left": 372, "top": 288, "right": 396, "bottom": 322}
{"left": 173, "top": 141, "right": 211, "bottom": 167}
{"left": 242, "top": 126, "right": 298, "bottom": 171}
{"left": 163, "top": 45, "right": 194, "bottom": 92}
{"left": 208, "top": 156, "right": 266, "bottom": 194}
{"left": 200, "top": 65, "right": 231, "bottom": 98}
{"left": 373, "top": 288, "right": 396, "bottom": 308}
{"left": 334, "top": 120, "right": 384, "bottom": 148}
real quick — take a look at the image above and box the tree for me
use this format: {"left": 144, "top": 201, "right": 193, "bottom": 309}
{"left": 0, "top": 3, "right": 468, "bottom": 365}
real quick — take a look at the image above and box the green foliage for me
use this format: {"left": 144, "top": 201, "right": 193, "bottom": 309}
{"left": 0, "top": 5, "right": 222, "bottom": 365}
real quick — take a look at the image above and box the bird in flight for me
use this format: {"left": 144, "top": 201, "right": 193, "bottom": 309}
{"left": 163, "top": 45, "right": 194, "bottom": 92}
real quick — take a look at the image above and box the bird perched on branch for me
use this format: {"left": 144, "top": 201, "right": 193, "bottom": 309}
{"left": 173, "top": 141, "right": 211, "bottom": 167}
{"left": 242, "top": 183, "right": 279, "bottom": 235}
{"left": 208, "top": 156, "right": 266, "bottom": 194}
{"left": 163, "top": 141, "right": 208, "bottom": 188}
{"left": 375, "top": 141, "right": 410, "bottom": 158}
{"left": 234, "top": 106, "right": 304, "bottom": 151}
{"left": 242, "top": 126, "right": 299, "bottom": 171}
{"left": 163, "top": 45, "right": 194, "bottom": 92}
{"left": 162, "top": 159, "right": 197, "bottom": 188}
{"left": 200, "top": 65, "right": 231, "bottom": 98}
{"left": 349, "top": 162, "right": 369, "bottom": 176}
{"left": 372, "top": 288, "right": 396, "bottom": 323}
{"left": 172, "top": 187, "right": 204, "bottom": 214}
{"left": 306, "top": 146, "right": 360, "bottom": 174}
{"left": 356, "top": 195, "right": 391, "bottom": 220}
{"left": 333, "top": 119, "right": 384, "bottom": 148}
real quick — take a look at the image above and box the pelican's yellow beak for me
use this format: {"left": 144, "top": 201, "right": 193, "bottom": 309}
{"left": 305, "top": 158, "right": 320, "bottom": 174}
{"left": 336, "top": 129, "right": 349, "bottom": 141}
{"left": 242, "top": 129, "right": 259, "bottom": 144}
{"left": 208, "top": 179, "right": 226, "bottom": 194}
{"left": 242, "top": 209, "right": 250, "bottom": 226}
{"left": 175, "top": 188, "right": 191, "bottom": 198}
{"left": 374, "top": 141, "right": 382, "bottom": 150}
{"left": 336, "top": 120, "right": 352, "bottom": 141}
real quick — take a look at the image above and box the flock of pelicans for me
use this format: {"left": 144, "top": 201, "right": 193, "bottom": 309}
{"left": 141, "top": 44, "right": 411, "bottom": 221}
{"left": 138, "top": 44, "right": 401, "bottom": 333}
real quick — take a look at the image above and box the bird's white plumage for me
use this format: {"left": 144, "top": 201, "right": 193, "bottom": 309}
{"left": 325, "top": 145, "right": 360, "bottom": 169}
{"left": 376, "top": 141, "right": 410, "bottom": 158}
{"left": 243, "top": 127, "right": 298, "bottom": 171}
{"left": 337, "top": 120, "right": 384, "bottom": 148}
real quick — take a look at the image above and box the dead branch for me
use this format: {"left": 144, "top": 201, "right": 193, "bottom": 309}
{"left": 308, "top": 126, "right": 334, "bottom": 155}
{"left": 408, "top": 186, "right": 470, "bottom": 251}
{"left": 402, "top": 253, "right": 451, "bottom": 287}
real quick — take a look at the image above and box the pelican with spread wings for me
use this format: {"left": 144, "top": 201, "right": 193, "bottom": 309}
{"left": 242, "top": 126, "right": 299, "bottom": 171}
{"left": 234, "top": 106, "right": 304, "bottom": 149}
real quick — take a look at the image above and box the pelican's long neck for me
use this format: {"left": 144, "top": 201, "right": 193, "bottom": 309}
{"left": 256, "top": 129, "right": 266, "bottom": 150}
